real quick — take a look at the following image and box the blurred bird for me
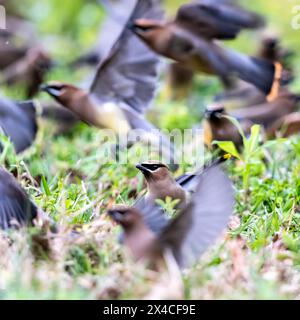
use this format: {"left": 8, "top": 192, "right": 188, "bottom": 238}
{"left": 203, "top": 104, "right": 249, "bottom": 151}
{"left": 0, "top": 167, "right": 38, "bottom": 230}
{"left": 258, "top": 34, "right": 294, "bottom": 66}
{"left": 108, "top": 164, "right": 234, "bottom": 269}
{"left": 1, "top": 47, "right": 52, "bottom": 98}
{"left": 41, "top": 0, "right": 177, "bottom": 166}
{"left": 229, "top": 89, "right": 300, "bottom": 129}
{"left": 131, "top": 0, "right": 283, "bottom": 98}
{"left": 266, "top": 112, "right": 300, "bottom": 139}
{"left": 0, "top": 98, "right": 38, "bottom": 153}
{"left": 214, "top": 34, "right": 294, "bottom": 111}
{"left": 164, "top": 62, "right": 195, "bottom": 101}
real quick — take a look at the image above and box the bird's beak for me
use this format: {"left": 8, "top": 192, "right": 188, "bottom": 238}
{"left": 39, "top": 84, "right": 61, "bottom": 97}
{"left": 136, "top": 163, "right": 151, "bottom": 175}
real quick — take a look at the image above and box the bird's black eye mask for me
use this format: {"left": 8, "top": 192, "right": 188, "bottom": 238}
{"left": 140, "top": 163, "right": 166, "bottom": 172}
{"left": 205, "top": 108, "right": 225, "bottom": 120}
{"left": 40, "top": 84, "right": 65, "bottom": 97}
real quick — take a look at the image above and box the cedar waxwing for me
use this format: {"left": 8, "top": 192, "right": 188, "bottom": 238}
{"left": 108, "top": 164, "right": 234, "bottom": 269}
{"left": 266, "top": 112, "right": 300, "bottom": 139}
{"left": 135, "top": 161, "right": 187, "bottom": 207}
{"left": 229, "top": 89, "right": 300, "bottom": 129}
{"left": 0, "top": 98, "right": 38, "bottom": 153}
{"left": 131, "top": 1, "right": 283, "bottom": 98}
{"left": 203, "top": 104, "right": 251, "bottom": 151}
{"left": 41, "top": 0, "right": 177, "bottom": 166}
{"left": 0, "top": 167, "right": 38, "bottom": 230}
{"left": 1, "top": 47, "right": 52, "bottom": 98}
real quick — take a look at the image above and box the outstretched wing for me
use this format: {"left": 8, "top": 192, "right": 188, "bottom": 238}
{"left": 176, "top": 0, "right": 264, "bottom": 40}
{"left": 157, "top": 165, "right": 234, "bottom": 268}
{"left": 0, "top": 167, "right": 38, "bottom": 230}
{"left": 90, "top": 0, "right": 163, "bottom": 114}
{"left": 96, "top": 0, "right": 138, "bottom": 63}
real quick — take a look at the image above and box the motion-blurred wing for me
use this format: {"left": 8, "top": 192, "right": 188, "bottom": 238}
{"left": 96, "top": 0, "right": 138, "bottom": 63}
{"left": 157, "top": 165, "right": 234, "bottom": 268}
{"left": 176, "top": 0, "right": 264, "bottom": 40}
{"left": 90, "top": 0, "right": 163, "bottom": 114}
{"left": 0, "top": 167, "right": 38, "bottom": 230}
{"left": 0, "top": 98, "right": 38, "bottom": 153}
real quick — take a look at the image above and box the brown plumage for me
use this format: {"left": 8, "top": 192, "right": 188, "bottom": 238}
{"left": 1, "top": 47, "right": 52, "bottom": 98}
{"left": 135, "top": 161, "right": 187, "bottom": 207}
{"left": 131, "top": 1, "right": 283, "bottom": 97}
{"left": 108, "top": 164, "right": 234, "bottom": 269}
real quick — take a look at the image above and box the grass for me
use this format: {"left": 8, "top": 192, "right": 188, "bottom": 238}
{"left": 1, "top": 0, "right": 300, "bottom": 299}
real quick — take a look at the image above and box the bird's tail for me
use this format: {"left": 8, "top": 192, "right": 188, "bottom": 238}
{"left": 224, "top": 48, "right": 284, "bottom": 99}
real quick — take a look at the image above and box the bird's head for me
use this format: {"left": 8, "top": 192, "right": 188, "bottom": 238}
{"left": 130, "top": 18, "right": 164, "bottom": 44}
{"left": 107, "top": 205, "right": 142, "bottom": 229}
{"left": 136, "top": 161, "right": 171, "bottom": 182}
{"left": 40, "top": 82, "right": 82, "bottom": 106}
{"left": 262, "top": 35, "right": 279, "bottom": 50}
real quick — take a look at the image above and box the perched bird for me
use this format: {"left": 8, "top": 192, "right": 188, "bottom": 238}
{"left": 0, "top": 98, "right": 38, "bottom": 153}
{"left": 135, "top": 161, "right": 189, "bottom": 208}
{"left": 0, "top": 47, "right": 52, "bottom": 98}
{"left": 203, "top": 104, "right": 250, "bottom": 151}
{"left": 229, "top": 89, "right": 300, "bottom": 129}
{"left": 41, "top": 0, "right": 177, "bottom": 166}
{"left": 108, "top": 164, "right": 234, "bottom": 269}
{"left": 0, "top": 167, "right": 38, "bottom": 230}
{"left": 131, "top": 0, "right": 283, "bottom": 98}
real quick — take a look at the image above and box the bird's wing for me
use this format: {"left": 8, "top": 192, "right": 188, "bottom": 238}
{"left": 0, "top": 167, "right": 38, "bottom": 230}
{"left": 176, "top": 1, "right": 264, "bottom": 40}
{"left": 95, "top": 0, "right": 138, "bottom": 63}
{"left": 134, "top": 197, "right": 170, "bottom": 234}
{"left": 0, "top": 99, "right": 38, "bottom": 153}
{"left": 156, "top": 165, "right": 234, "bottom": 268}
{"left": 90, "top": 0, "right": 163, "bottom": 114}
